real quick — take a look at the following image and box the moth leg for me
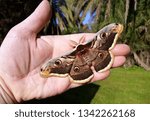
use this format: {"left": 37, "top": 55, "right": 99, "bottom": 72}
{"left": 69, "top": 35, "right": 86, "bottom": 48}
{"left": 90, "top": 66, "right": 97, "bottom": 74}
{"left": 78, "top": 35, "right": 86, "bottom": 44}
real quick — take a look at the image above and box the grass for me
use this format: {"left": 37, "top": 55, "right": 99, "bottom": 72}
{"left": 91, "top": 66, "right": 150, "bottom": 104}
{"left": 25, "top": 66, "right": 150, "bottom": 104}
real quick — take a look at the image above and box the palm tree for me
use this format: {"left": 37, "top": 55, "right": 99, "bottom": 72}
{"left": 45, "top": 0, "right": 94, "bottom": 34}
{"left": 44, "top": 0, "right": 68, "bottom": 35}
{"left": 125, "top": 0, "right": 130, "bottom": 25}
{"left": 61, "top": 0, "right": 94, "bottom": 33}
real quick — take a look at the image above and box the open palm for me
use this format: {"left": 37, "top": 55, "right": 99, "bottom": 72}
{"left": 0, "top": 0, "right": 130, "bottom": 103}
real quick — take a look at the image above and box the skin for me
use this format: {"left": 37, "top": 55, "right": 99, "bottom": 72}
{"left": 0, "top": 0, "right": 130, "bottom": 103}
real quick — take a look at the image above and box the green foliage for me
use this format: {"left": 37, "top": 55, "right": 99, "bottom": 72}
{"left": 124, "top": 0, "right": 150, "bottom": 51}
{"left": 52, "top": 0, "right": 150, "bottom": 52}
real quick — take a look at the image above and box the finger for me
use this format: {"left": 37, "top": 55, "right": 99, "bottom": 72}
{"left": 112, "top": 56, "right": 126, "bottom": 67}
{"left": 91, "top": 70, "right": 110, "bottom": 83}
{"left": 19, "top": 0, "right": 51, "bottom": 33}
{"left": 111, "top": 44, "right": 130, "bottom": 56}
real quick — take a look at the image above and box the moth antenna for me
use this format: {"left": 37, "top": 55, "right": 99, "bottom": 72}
{"left": 69, "top": 40, "right": 78, "bottom": 48}
{"left": 69, "top": 35, "right": 86, "bottom": 48}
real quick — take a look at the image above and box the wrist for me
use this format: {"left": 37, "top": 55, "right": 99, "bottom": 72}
{"left": 0, "top": 76, "right": 18, "bottom": 104}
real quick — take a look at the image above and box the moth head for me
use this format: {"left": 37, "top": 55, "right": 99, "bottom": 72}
{"left": 96, "top": 23, "right": 123, "bottom": 50}
{"left": 40, "top": 57, "right": 74, "bottom": 77}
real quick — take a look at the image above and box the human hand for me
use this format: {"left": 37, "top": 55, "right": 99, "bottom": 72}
{"left": 0, "top": 0, "right": 130, "bottom": 103}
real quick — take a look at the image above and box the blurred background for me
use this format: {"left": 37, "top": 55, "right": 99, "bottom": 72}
{"left": 0, "top": 0, "right": 150, "bottom": 103}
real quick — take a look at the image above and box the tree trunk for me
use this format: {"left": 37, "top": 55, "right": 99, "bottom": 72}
{"left": 125, "top": 0, "right": 130, "bottom": 25}
{"left": 95, "top": 0, "right": 102, "bottom": 23}
{"left": 123, "top": 56, "right": 135, "bottom": 68}
{"left": 105, "top": 0, "right": 111, "bottom": 20}
{"left": 133, "top": 52, "right": 150, "bottom": 71}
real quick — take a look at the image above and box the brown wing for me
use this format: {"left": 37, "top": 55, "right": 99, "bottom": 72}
{"left": 69, "top": 48, "right": 98, "bottom": 82}
{"left": 40, "top": 51, "right": 76, "bottom": 77}
{"left": 69, "top": 54, "right": 93, "bottom": 83}
{"left": 92, "top": 50, "right": 113, "bottom": 72}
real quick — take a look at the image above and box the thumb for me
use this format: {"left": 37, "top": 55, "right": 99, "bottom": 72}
{"left": 19, "top": 0, "right": 52, "bottom": 34}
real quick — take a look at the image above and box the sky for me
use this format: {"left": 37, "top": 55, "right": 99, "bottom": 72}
{"left": 83, "top": 11, "right": 91, "bottom": 25}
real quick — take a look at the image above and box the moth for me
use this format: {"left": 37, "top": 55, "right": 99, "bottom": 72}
{"left": 40, "top": 23, "right": 123, "bottom": 83}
